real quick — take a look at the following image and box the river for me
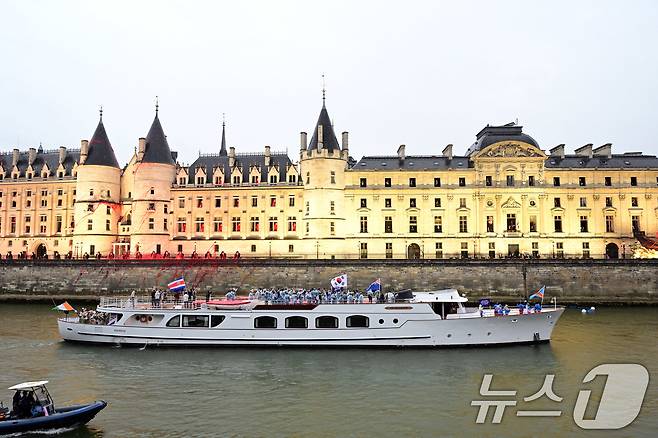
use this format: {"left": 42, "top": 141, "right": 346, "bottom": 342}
{"left": 0, "top": 304, "right": 656, "bottom": 437}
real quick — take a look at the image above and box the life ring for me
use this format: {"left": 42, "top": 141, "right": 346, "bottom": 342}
{"left": 139, "top": 315, "right": 148, "bottom": 323}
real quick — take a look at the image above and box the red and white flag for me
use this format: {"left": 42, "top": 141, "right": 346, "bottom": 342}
{"left": 331, "top": 274, "right": 348, "bottom": 289}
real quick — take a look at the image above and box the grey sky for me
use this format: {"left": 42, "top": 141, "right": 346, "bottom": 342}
{"left": 1, "top": 0, "right": 657, "bottom": 165}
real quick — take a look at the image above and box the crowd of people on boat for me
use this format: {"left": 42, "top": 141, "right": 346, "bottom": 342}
{"left": 10, "top": 391, "right": 51, "bottom": 419}
{"left": 478, "top": 301, "right": 543, "bottom": 316}
{"left": 246, "top": 288, "right": 393, "bottom": 304}
{"left": 78, "top": 308, "right": 111, "bottom": 325}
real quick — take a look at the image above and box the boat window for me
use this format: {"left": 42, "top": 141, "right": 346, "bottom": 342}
{"left": 285, "top": 316, "right": 308, "bottom": 329}
{"left": 182, "top": 315, "right": 209, "bottom": 328}
{"left": 315, "top": 316, "right": 339, "bottom": 329}
{"left": 346, "top": 315, "right": 369, "bottom": 328}
{"left": 166, "top": 315, "right": 180, "bottom": 327}
{"left": 254, "top": 316, "right": 277, "bottom": 329}
{"left": 211, "top": 315, "right": 225, "bottom": 327}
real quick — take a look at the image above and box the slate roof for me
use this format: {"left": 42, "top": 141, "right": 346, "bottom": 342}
{"left": 307, "top": 104, "right": 340, "bottom": 152}
{"left": 353, "top": 155, "right": 472, "bottom": 171}
{"left": 466, "top": 123, "right": 539, "bottom": 156}
{"left": 143, "top": 114, "right": 176, "bottom": 165}
{"left": 545, "top": 154, "right": 658, "bottom": 169}
{"left": 84, "top": 119, "right": 119, "bottom": 168}
{"left": 187, "top": 152, "right": 294, "bottom": 184}
{"left": 0, "top": 147, "right": 80, "bottom": 178}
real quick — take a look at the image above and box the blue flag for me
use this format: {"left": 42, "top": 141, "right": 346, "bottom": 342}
{"left": 366, "top": 278, "right": 381, "bottom": 293}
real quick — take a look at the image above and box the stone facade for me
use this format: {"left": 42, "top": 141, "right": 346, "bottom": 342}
{"left": 0, "top": 259, "right": 656, "bottom": 304}
{"left": 1, "top": 100, "right": 658, "bottom": 260}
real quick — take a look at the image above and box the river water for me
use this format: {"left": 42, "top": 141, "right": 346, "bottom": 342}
{"left": 0, "top": 304, "right": 656, "bottom": 437}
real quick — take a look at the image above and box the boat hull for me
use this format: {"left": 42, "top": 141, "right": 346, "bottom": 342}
{"left": 0, "top": 401, "right": 106, "bottom": 434}
{"left": 58, "top": 307, "right": 564, "bottom": 347}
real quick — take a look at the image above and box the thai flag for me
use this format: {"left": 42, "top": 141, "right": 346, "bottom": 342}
{"left": 529, "top": 285, "right": 545, "bottom": 301}
{"left": 331, "top": 274, "right": 348, "bottom": 289}
{"left": 366, "top": 278, "right": 381, "bottom": 293}
{"left": 168, "top": 277, "right": 186, "bottom": 292}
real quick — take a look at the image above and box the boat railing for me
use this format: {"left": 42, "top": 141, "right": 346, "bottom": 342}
{"left": 98, "top": 296, "right": 202, "bottom": 311}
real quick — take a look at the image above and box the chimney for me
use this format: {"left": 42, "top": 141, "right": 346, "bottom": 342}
{"left": 58, "top": 146, "right": 67, "bottom": 164}
{"left": 442, "top": 144, "right": 453, "bottom": 161}
{"left": 397, "top": 144, "right": 406, "bottom": 162}
{"left": 317, "top": 125, "right": 323, "bottom": 151}
{"left": 28, "top": 147, "right": 37, "bottom": 166}
{"left": 264, "top": 145, "right": 271, "bottom": 167}
{"left": 575, "top": 143, "right": 593, "bottom": 159}
{"left": 12, "top": 148, "right": 19, "bottom": 167}
{"left": 593, "top": 143, "right": 612, "bottom": 159}
{"left": 300, "top": 132, "right": 307, "bottom": 152}
{"left": 137, "top": 137, "right": 146, "bottom": 162}
{"left": 229, "top": 146, "right": 236, "bottom": 168}
{"left": 80, "top": 140, "right": 89, "bottom": 164}
{"left": 549, "top": 144, "right": 565, "bottom": 160}
{"left": 341, "top": 131, "right": 349, "bottom": 151}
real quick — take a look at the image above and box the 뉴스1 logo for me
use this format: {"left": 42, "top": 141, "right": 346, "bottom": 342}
{"left": 471, "top": 363, "right": 649, "bottom": 429}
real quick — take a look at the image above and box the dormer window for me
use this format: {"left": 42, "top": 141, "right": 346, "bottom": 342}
{"left": 288, "top": 174, "right": 296, "bottom": 183}
{"left": 178, "top": 177, "right": 186, "bottom": 185}
{"left": 196, "top": 176, "right": 204, "bottom": 185}
{"left": 58, "top": 171, "right": 64, "bottom": 179}
{"left": 232, "top": 175, "right": 241, "bottom": 185}
{"left": 269, "top": 175, "right": 278, "bottom": 184}
{"left": 214, "top": 176, "right": 222, "bottom": 185}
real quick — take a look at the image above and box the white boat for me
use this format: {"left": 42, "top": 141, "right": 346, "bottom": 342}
{"left": 57, "top": 289, "right": 564, "bottom": 347}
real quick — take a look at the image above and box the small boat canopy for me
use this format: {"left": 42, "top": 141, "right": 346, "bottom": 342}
{"left": 8, "top": 381, "right": 49, "bottom": 391}
{"left": 412, "top": 289, "right": 468, "bottom": 303}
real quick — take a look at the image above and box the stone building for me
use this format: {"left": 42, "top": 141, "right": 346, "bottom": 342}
{"left": 1, "top": 99, "right": 657, "bottom": 259}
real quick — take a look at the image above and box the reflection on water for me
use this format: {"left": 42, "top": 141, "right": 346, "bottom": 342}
{"left": 0, "top": 304, "right": 656, "bottom": 437}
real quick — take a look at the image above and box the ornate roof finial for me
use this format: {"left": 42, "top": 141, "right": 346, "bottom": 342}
{"left": 155, "top": 95, "right": 159, "bottom": 116}
{"left": 220, "top": 113, "right": 227, "bottom": 156}
{"left": 321, "top": 74, "right": 326, "bottom": 107}
{"left": 99, "top": 105, "right": 103, "bottom": 122}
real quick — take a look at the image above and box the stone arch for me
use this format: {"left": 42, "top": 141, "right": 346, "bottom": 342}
{"left": 407, "top": 243, "right": 421, "bottom": 260}
{"left": 606, "top": 243, "right": 619, "bottom": 259}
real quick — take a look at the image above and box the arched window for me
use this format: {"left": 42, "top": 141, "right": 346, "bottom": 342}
{"left": 166, "top": 315, "right": 180, "bottom": 327}
{"left": 254, "top": 316, "right": 277, "bottom": 329}
{"left": 315, "top": 316, "right": 339, "bottom": 329}
{"left": 285, "top": 316, "right": 308, "bottom": 329}
{"left": 346, "top": 315, "right": 369, "bottom": 328}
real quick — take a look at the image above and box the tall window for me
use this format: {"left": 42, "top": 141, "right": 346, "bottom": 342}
{"left": 195, "top": 217, "right": 205, "bottom": 233}
{"left": 360, "top": 216, "right": 368, "bottom": 233}
{"left": 529, "top": 215, "right": 537, "bottom": 233}
{"left": 287, "top": 217, "right": 297, "bottom": 232}
{"left": 605, "top": 197, "right": 613, "bottom": 207}
{"left": 631, "top": 197, "right": 639, "bottom": 207}
{"left": 359, "top": 243, "right": 368, "bottom": 259}
{"left": 196, "top": 197, "right": 203, "bottom": 208}
{"left": 554, "top": 216, "right": 562, "bottom": 233}
{"left": 409, "top": 177, "right": 416, "bottom": 187}
{"left": 409, "top": 216, "right": 417, "bottom": 233}
{"left": 148, "top": 218, "right": 154, "bottom": 230}
{"left": 434, "top": 177, "right": 441, "bottom": 187}
{"left": 459, "top": 198, "right": 466, "bottom": 208}
{"left": 386, "top": 243, "right": 393, "bottom": 259}
{"left": 435, "top": 242, "right": 443, "bottom": 259}
{"left": 506, "top": 214, "right": 517, "bottom": 231}
{"left": 232, "top": 197, "right": 239, "bottom": 207}
{"left": 554, "top": 197, "right": 561, "bottom": 208}
{"left": 528, "top": 176, "right": 535, "bottom": 186}
{"left": 330, "top": 171, "right": 336, "bottom": 184}
{"left": 56, "top": 216, "right": 62, "bottom": 233}
{"left": 434, "top": 198, "right": 441, "bottom": 208}
{"left": 486, "top": 216, "right": 494, "bottom": 233}
{"left": 270, "top": 196, "right": 276, "bottom": 207}
{"left": 553, "top": 177, "right": 560, "bottom": 187}
{"left": 605, "top": 176, "right": 612, "bottom": 186}
{"left": 289, "top": 195, "right": 295, "bottom": 207}
{"left": 579, "top": 197, "right": 587, "bottom": 207}
{"left": 485, "top": 175, "right": 492, "bottom": 187}
{"left": 330, "top": 221, "right": 335, "bottom": 236}
{"left": 177, "top": 218, "right": 186, "bottom": 232}
{"left": 506, "top": 175, "right": 515, "bottom": 186}
{"left": 384, "top": 198, "right": 392, "bottom": 208}
{"left": 360, "top": 198, "right": 367, "bottom": 208}
{"left": 384, "top": 178, "right": 391, "bottom": 187}
{"left": 579, "top": 216, "right": 588, "bottom": 233}
{"left": 214, "top": 196, "right": 221, "bottom": 208}
{"left": 605, "top": 215, "right": 614, "bottom": 233}
{"left": 359, "top": 178, "right": 367, "bottom": 188}
{"left": 632, "top": 215, "right": 640, "bottom": 232}
{"left": 251, "top": 196, "right": 258, "bottom": 207}
{"left": 409, "top": 198, "right": 416, "bottom": 208}
{"left": 178, "top": 197, "right": 185, "bottom": 208}
{"left": 459, "top": 216, "right": 468, "bottom": 233}
{"left": 384, "top": 216, "right": 393, "bottom": 233}
{"left": 630, "top": 176, "right": 637, "bottom": 186}
{"left": 250, "top": 217, "right": 260, "bottom": 232}
{"left": 434, "top": 216, "right": 442, "bottom": 233}
{"left": 231, "top": 217, "right": 241, "bottom": 232}
{"left": 269, "top": 217, "right": 278, "bottom": 232}
{"left": 579, "top": 177, "right": 586, "bottom": 186}
{"left": 213, "top": 218, "right": 223, "bottom": 233}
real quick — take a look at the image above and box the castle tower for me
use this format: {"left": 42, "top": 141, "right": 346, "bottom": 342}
{"left": 130, "top": 104, "right": 177, "bottom": 255}
{"left": 300, "top": 97, "right": 349, "bottom": 244}
{"left": 73, "top": 110, "right": 121, "bottom": 256}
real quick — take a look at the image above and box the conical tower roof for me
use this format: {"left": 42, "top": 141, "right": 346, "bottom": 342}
{"left": 84, "top": 114, "right": 120, "bottom": 168}
{"left": 307, "top": 102, "right": 340, "bottom": 153}
{"left": 143, "top": 112, "right": 175, "bottom": 165}
{"left": 220, "top": 121, "right": 227, "bottom": 156}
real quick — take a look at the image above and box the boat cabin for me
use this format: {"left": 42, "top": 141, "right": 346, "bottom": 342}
{"left": 410, "top": 289, "right": 469, "bottom": 319}
{"left": 6, "top": 381, "right": 54, "bottom": 419}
